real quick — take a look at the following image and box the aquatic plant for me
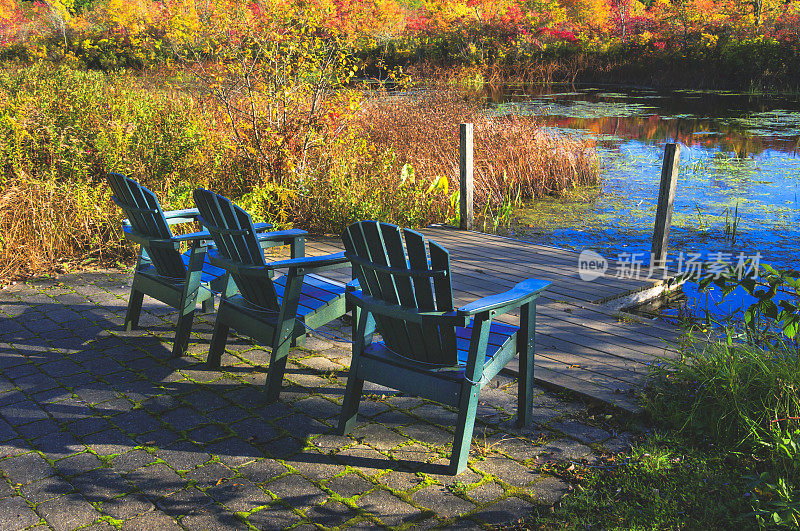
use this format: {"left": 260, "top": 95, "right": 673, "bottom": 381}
{"left": 723, "top": 203, "right": 741, "bottom": 244}
{"left": 697, "top": 263, "right": 800, "bottom": 343}
{"left": 644, "top": 335, "right": 800, "bottom": 527}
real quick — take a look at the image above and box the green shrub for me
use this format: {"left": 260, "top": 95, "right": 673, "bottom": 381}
{"left": 0, "top": 63, "right": 216, "bottom": 279}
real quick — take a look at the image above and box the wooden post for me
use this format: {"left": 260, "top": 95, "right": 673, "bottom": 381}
{"left": 459, "top": 123, "right": 473, "bottom": 230}
{"left": 651, "top": 143, "right": 681, "bottom": 268}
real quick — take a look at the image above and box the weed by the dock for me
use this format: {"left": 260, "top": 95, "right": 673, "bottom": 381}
{"left": 521, "top": 336, "right": 800, "bottom": 529}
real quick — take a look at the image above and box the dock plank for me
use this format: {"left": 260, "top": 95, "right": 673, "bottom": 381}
{"left": 424, "top": 227, "right": 667, "bottom": 293}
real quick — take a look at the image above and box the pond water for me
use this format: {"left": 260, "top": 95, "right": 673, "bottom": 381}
{"left": 490, "top": 85, "right": 800, "bottom": 325}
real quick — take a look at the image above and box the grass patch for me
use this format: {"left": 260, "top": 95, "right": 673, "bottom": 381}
{"left": 523, "top": 336, "right": 800, "bottom": 529}
{"left": 644, "top": 337, "right": 800, "bottom": 451}
{"left": 358, "top": 87, "right": 599, "bottom": 210}
{"left": 528, "top": 433, "right": 750, "bottom": 529}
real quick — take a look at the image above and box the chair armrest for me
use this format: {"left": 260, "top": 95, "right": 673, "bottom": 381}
{"left": 253, "top": 222, "right": 274, "bottom": 232}
{"left": 122, "top": 229, "right": 213, "bottom": 250}
{"left": 457, "top": 278, "right": 550, "bottom": 317}
{"left": 121, "top": 227, "right": 179, "bottom": 250}
{"left": 346, "top": 279, "right": 360, "bottom": 292}
{"left": 346, "top": 290, "right": 468, "bottom": 327}
{"left": 171, "top": 230, "right": 214, "bottom": 244}
{"left": 264, "top": 252, "right": 348, "bottom": 275}
{"left": 208, "top": 255, "right": 270, "bottom": 278}
{"left": 257, "top": 229, "right": 307, "bottom": 246}
{"left": 163, "top": 208, "right": 200, "bottom": 225}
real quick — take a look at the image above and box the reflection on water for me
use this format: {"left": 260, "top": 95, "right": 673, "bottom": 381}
{"left": 491, "top": 85, "right": 800, "bottom": 155}
{"left": 493, "top": 84, "right": 800, "bottom": 324}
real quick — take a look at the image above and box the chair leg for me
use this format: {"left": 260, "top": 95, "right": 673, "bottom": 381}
{"left": 517, "top": 303, "right": 536, "bottom": 428}
{"left": 449, "top": 386, "right": 481, "bottom": 475}
{"left": 201, "top": 296, "right": 215, "bottom": 314}
{"left": 207, "top": 320, "right": 229, "bottom": 369}
{"left": 292, "top": 334, "right": 306, "bottom": 348}
{"left": 124, "top": 289, "right": 144, "bottom": 331}
{"left": 339, "top": 307, "right": 370, "bottom": 436}
{"left": 338, "top": 371, "right": 364, "bottom": 435}
{"left": 222, "top": 276, "right": 238, "bottom": 298}
{"left": 517, "top": 342, "right": 535, "bottom": 428}
{"left": 174, "top": 242, "right": 205, "bottom": 357}
{"left": 264, "top": 340, "right": 290, "bottom": 403}
{"left": 172, "top": 309, "right": 195, "bottom": 357}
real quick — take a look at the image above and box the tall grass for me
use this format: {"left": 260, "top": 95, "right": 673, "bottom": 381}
{"left": 357, "top": 88, "right": 599, "bottom": 210}
{"left": 645, "top": 337, "right": 800, "bottom": 449}
{"left": 242, "top": 128, "right": 453, "bottom": 234}
{"left": 0, "top": 177, "right": 122, "bottom": 279}
{"left": 645, "top": 336, "right": 800, "bottom": 526}
{"left": 0, "top": 64, "right": 220, "bottom": 280}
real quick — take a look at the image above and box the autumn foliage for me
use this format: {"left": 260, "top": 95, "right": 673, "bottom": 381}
{"left": 0, "top": 58, "right": 597, "bottom": 281}
{"left": 0, "top": 0, "right": 798, "bottom": 87}
{"left": 358, "top": 89, "right": 598, "bottom": 207}
{"left": 0, "top": 0, "right": 793, "bottom": 282}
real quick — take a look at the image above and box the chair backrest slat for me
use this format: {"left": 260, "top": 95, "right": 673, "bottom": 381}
{"left": 106, "top": 172, "right": 185, "bottom": 279}
{"left": 343, "top": 223, "right": 381, "bottom": 299}
{"left": 194, "top": 189, "right": 279, "bottom": 311}
{"left": 359, "top": 222, "right": 410, "bottom": 356}
{"left": 404, "top": 230, "right": 435, "bottom": 311}
{"left": 344, "top": 223, "right": 403, "bottom": 355}
{"left": 360, "top": 222, "right": 396, "bottom": 303}
{"left": 379, "top": 224, "right": 435, "bottom": 362}
{"left": 429, "top": 241, "right": 457, "bottom": 358}
{"left": 343, "top": 221, "right": 458, "bottom": 367}
{"left": 429, "top": 242, "right": 453, "bottom": 311}
{"left": 380, "top": 225, "right": 415, "bottom": 307}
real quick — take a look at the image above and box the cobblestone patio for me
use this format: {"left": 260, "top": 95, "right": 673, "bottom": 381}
{"left": 0, "top": 270, "right": 633, "bottom": 530}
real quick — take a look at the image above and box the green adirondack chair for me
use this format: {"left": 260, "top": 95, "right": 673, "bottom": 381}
{"left": 193, "top": 188, "right": 350, "bottom": 402}
{"left": 338, "top": 221, "right": 550, "bottom": 474}
{"left": 106, "top": 173, "right": 300, "bottom": 357}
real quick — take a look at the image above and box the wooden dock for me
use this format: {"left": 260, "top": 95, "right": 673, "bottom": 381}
{"left": 305, "top": 226, "right": 683, "bottom": 414}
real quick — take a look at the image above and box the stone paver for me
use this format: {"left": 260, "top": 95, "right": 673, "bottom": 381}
{"left": 0, "top": 495, "right": 40, "bottom": 529}
{"left": 0, "top": 271, "right": 636, "bottom": 529}
{"left": 0, "top": 452, "right": 56, "bottom": 485}
{"left": 38, "top": 492, "right": 101, "bottom": 531}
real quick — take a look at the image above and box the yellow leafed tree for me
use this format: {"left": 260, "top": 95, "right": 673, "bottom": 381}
{"left": 523, "top": 0, "right": 569, "bottom": 30}
{"left": 561, "top": 0, "right": 611, "bottom": 30}
{"left": 422, "top": 0, "right": 472, "bottom": 30}
{"left": 105, "top": 0, "right": 157, "bottom": 35}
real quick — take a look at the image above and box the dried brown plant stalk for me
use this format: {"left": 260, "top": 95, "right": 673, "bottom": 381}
{"left": 357, "top": 88, "right": 599, "bottom": 209}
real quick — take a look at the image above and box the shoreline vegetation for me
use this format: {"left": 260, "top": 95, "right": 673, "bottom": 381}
{"left": 0, "top": 0, "right": 796, "bottom": 286}
{"left": 0, "top": 0, "right": 628, "bottom": 284}
{"left": 1, "top": 0, "right": 799, "bottom": 91}
{"left": 524, "top": 331, "right": 800, "bottom": 529}
{"left": 0, "top": 61, "right": 598, "bottom": 284}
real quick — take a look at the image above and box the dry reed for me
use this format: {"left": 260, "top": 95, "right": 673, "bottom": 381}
{"left": 356, "top": 88, "right": 599, "bottom": 209}
{"left": 0, "top": 176, "right": 124, "bottom": 281}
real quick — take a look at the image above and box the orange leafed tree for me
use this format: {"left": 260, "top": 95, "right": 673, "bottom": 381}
{"left": 104, "top": 0, "right": 158, "bottom": 35}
